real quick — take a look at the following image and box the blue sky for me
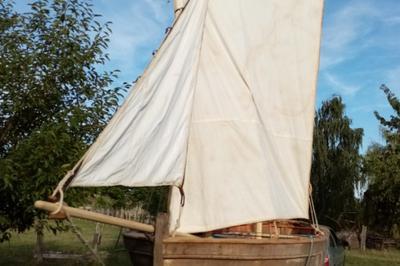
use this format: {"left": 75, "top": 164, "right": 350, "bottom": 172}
{"left": 318, "top": 0, "right": 400, "bottom": 151}
{"left": 16, "top": 0, "right": 400, "bottom": 151}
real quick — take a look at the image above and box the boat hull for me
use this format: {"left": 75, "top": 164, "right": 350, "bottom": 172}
{"left": 123, "top": 231, "right": 327, "bottom": 266}
{"left": 123, "top": 231, "right": 154, "bottom": 266}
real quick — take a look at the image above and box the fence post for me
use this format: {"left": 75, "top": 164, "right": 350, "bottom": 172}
{"left": 360, "top": 225, "right": 367, "bottom": 251}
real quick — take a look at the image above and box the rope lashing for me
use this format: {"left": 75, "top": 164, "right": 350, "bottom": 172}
{"left": 49, "top": 168, "right": 75, "bottom": 215}
{"left": 178, "top": 185, "right": 185, "bottom": 206}
{"left": 309, "top": 184, "right": 323, "bottom": 235}
{"left": 174, "top": 7, "right": 184, "bottom": 14}
{"left": 171, "top": 185, "right": 185, "bottom": 236}
{"left": 50, "top": 187, "right": 64, "bottom": 215}
{"left": 133, "top": 75, "right": 141, "bottom": 84}
{"left": 165, "top": 27, "right": 172, "bottom": 34}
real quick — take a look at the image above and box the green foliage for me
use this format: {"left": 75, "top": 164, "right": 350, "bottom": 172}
{"left": 363, "top": 85, "right": 400, "bottom": 236}
{"left": 311, "top": 96, "right": 363, "bottom": 228}
{"left": 89, "top": 186, "right": 169, "bottom": 217}
{"left": 374, "top": 85, "right": 400, "bottom": 132}
{"left": 130, "top": 187, "right": 169, "bottom": 217}
{"left": 0, "top": 0, "right": 128, "bottom": 241}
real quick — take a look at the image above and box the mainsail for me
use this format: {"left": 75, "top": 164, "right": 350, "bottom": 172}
{"left": 58, "top": 0, "right": 324, "bottom": 234}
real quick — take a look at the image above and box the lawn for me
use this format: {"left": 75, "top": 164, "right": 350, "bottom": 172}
{"left": 1, "top": 219, "right": 400, "bottom": 265}
{"left": 346, "top": 248, "right": 400, "bottom": 266}
{"left": 0, "top": 218, "right": 131, "bottom": 265}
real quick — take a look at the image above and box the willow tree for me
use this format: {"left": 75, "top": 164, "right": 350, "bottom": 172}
{"left": 363, "top": 85, "right": 400, "bottom": 235}
{"left": 311, "top": 96, "right": 363, "bottom": 227}
{"left": 0, "top": 0, "right": 127, "bottom": 241}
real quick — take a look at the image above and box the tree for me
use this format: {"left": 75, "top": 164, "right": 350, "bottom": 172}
{"left": 311, "top": 96, "right": 363, "bottom": 228}
{"left": 0, "top": 0, "right": 127, "bottom": 241}
{"left": 363, "top": 85, "right": 400, "bottom": 236}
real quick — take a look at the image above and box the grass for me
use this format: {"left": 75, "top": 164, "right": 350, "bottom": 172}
{"left": 0, "top": 218, "right": 130, "bottom": 265}
{"left": 2, "top": 220, "right": 400, "bottom": 265}
{"left": 346, "top": 249, "right": 400, "bottom": 266}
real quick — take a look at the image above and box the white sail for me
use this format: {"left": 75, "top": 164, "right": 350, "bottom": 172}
{"left": 68, "top": 0, "right": 209, "bottom": 187}
{"left": 169, "top": 0, "right": 324, "bottom": 233}
{"left": 64, "top": 0, "right": 324, "bottom": 233}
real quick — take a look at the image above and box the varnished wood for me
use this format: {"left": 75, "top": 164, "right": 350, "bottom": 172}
{"left": 122, "top": 220, "right": 328, "bottom": 266}
{"left": 255, "top": 222, "right": 263, "bottom": 239}
{"left": 34, "top": 200, "right": 195, "bottom": 237}
{"left": 162, "top": 235, "right": 327, "bottom": 266}
{"left": 35, "top": 200, "right": 155, "bottom": 232}
{"left": 154, "top": 213, "right": 169, "bottom": 266}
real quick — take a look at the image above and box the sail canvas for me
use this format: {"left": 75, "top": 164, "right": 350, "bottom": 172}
{"left": 66, "top": 0, "right": 209, "bottom": 187}
{"left": 62, "top": 0, "right": 324, "bottom": 234}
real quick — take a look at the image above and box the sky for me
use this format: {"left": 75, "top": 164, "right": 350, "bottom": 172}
{"left": 15, "top": 0, "right": 400, "bottom": 152}
{"left": 318, "top": 0, "right": 400, "bottom": 151}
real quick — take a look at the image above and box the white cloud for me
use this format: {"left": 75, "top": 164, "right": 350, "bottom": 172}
{"left": 320, "top": 0, "right": 400, "bottom": 71}
{"left": 324, "top": 73, "right": 361, "bottom": 96}
{"left": 143, "top": 0, "right": 171, "bottom": 23}
{"left": 383, "top": 16, "right": 400, "bottom": 26}
{"left": 95, "top": 0, "right": 173, "bottom": 81}
{"left": 320, "top": 0, "right": 379, "bottom": 70}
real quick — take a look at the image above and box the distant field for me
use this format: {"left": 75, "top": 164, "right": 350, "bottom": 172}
{"left": 1, "top": 219, "right": 400, "bottom": 265}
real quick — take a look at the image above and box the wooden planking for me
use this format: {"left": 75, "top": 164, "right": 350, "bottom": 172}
{"left": 164, "top": 256, "right": 322, "bottom": 266}
{"left": 163, "top": 242, "right": 325, "bottom": 260}
{"left": 120, "top": 225, "right": 327, "bottom": 266}
{"left": 163, "top": 235, "right": 325, "bottom": 244}
{"left": 162, "top": 235, "right": 327, "bottom": 266}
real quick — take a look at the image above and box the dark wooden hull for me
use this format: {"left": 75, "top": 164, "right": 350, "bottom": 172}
{"left": 123, "top": 231, "right": 154, "bottom": 265}
{"left": 123, "top": 231, "right": 327, "bottom": 266}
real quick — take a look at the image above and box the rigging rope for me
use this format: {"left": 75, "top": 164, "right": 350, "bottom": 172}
{"left": 308, "top": 184, "right": 320, "bottom": 231}
{"left": 305, "top": 235, "right": 314, "bottom": 266}
{"left": 65, "top": 214, "right": 104, "bottom": 265}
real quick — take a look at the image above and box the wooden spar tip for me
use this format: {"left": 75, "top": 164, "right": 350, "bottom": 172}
{"left": 34, "top": 200, "right": 154, "bottom": 233}
{"left": 34, "top": 200, "right": 194, "bottom": 238}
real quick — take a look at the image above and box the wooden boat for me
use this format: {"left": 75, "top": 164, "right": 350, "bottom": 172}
{"left": 123, "top": 219, "right": 327, "bottom": 266}
{"left": 35, "top": 201, "right": 327, "bottom": 265}
{"left": 35, "top": 0, "right": 327, "bottom": 265}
